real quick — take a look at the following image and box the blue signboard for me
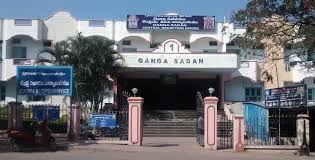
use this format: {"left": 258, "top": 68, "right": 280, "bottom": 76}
{"left": 32, "top": 105, "right": 60, "bottom": 121}
{"left": 16, "top": 66, "right": 73, "bottom": 96}
{"left": 265, "top": 85, "right": 305, "bottom": 108}
{"left": 88, "top": 114, "right": 116, "bottom": 128}
{"left": 127, "top": 15, "right": 215, "bottom": 30}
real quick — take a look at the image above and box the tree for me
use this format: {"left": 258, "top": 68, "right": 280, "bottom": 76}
{"left": 40, "top": 33, "right": 123, "bottom": 112}
{"left": 232, "top": 0, "right": 314, "bottom": 61}
{"left": 231, "top": 0, "right": 315, "bottom": 83}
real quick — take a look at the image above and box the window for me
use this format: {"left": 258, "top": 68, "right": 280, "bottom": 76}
{"left": 122, "top": 40, "right": 131, "bottom": 45}
{"left": 27, "top": 95, "right": 45, "bottom": 102}
{"left": 12, "top": 47, "right": 26, "bottom": 58}
{"left": 209, "top": 41, "right": 218, "bottom": 46}
{"left": 227, "top": 42, "right": 235, "bottom": 46}
{"left": 203, "top": 49, "right": 217, "bottom": 53}
{"left": 12, "top": 38, "right": 21, "bottom": 44}
{"left": 245, "top": 87, "right": 262, "bottom": 101}
{"left": 88, "top": 20, "right": 105, "bottom": 27}
{"left": 43, "top": 40, "right": 52, "bottom": 47}
{"left": 0, "top": 47, "right": 2, "bottom": 61}
{"left": 307, "top": 52, "right": 315, "bottom": 61}
{"left": 122, "top": 48, "right": 137, "bottom": 52}
{"left": 307, "top": 88, "right": 315, "bottom": 100}
{"left": 0, "top": 86, "right": 5, "bottom": 101}
{"left": 14, "top": 19, "right": 32, "bottom": 26}
{"left": 226, "top": 49, "right": 241, "bottom": 54}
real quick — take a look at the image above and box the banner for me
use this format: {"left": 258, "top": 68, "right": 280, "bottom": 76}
{"left": 32, "top": 105, "right": 60, "bottom": 121}
{"left": 265, "top": 85, "right": 305, "bottom": 108}
{"left": 16, "top": 66, "right": 73, "bottom": 96}
{"left": 127, "top": 15, "right": 215, "bottom": 30}
{"left": 88, "top": 114, "right": 116, "bottom": 128}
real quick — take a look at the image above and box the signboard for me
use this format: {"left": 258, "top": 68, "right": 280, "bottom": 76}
{"left": 127, "top": 15, "right": 215, "bottom": 30}
{"left": 121, "top": 53, "right": 238, "bottom": 69}
{"left": 88, "top": 114, "right": 116, "bottom": 128}
{"left": 32, "top": 105, "right": 60, "bottom": 121}
{"left": 265, "top": 85, "right": 305, "bottom": 108}
{"left": 16, "top": 66, "right": 73, "bottom": 96}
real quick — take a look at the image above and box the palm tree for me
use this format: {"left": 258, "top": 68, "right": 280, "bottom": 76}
{"left": 39, "top": 33, "right": 124, "bottom": 112}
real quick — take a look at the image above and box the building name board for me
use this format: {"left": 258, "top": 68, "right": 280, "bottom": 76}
{"left": 138, "top": 58, "right": 204, "bottom": 65}
{"left": 127, "top": 15, "right": 215, "bottom": 30}
{"left": 16, "top": 66, "right": 73, "bottom": 96}
{"left": 121, "top": 53, "right": 238, "bottom": 69}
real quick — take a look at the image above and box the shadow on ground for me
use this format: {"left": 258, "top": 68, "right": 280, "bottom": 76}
{"left": 143, "top": 143, "right": 179, "bottom": 147}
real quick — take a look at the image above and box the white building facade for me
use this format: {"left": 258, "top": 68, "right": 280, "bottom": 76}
{"left": 0, "top": 11, "right": 291, "bottom": 109}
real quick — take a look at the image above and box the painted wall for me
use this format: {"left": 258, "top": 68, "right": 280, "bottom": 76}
{"left": 231, "top": 61, "right": 259, "bottom": 82}
{"left": 5, "top": 19, "right": 42, "bottom": 40}
{"left": 224, "top": 77, "right": 264, "bottom": 102}
{"left": 44, "top": 11, "right": 78, "bottom": 42}
{"left": 190, "top": 37, "right": 218, "bottom": 53}
{"left": 118, "top": 36, "right": 153, "bottom": 52}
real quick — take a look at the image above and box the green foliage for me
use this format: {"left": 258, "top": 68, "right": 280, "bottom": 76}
{"left": 40, "top": 33, "right": 124, "bottom": 111}
{"left": 232, "top": 0, "right": 315, "bottom": 61}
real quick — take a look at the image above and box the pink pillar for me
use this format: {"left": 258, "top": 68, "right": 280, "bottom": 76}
{"left": 203, "top": 97, "right": 218, "bottom": 150}
{"left": 127, "top": 97, "right": 144, "bottom": 146}
{"left": 68, "top": 105, "right": 81, "bottom": 142}
{"left": 233, "top": 115, "right": 245, "bottom": 152}
{"left": 7, "top": 101, "right": 22, "bottom": 130}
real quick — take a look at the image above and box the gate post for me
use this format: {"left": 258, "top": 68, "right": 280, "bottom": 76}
{"left": 68, "top": 104, "right": 81, "bottom": 142}
{"left": 203, "top": 96, "right": 218, "bottom": 150}
{"left": 297, "top": 114, "right": 310, "bottom": 155}
{"left": 127, "top": 95, "right": 144, "bottom": 146}
{"left": 233, "top": 115, "right": 245, "bottom": 152}
{"left": 7, "top": 101, "right": 22, "bottom": 130}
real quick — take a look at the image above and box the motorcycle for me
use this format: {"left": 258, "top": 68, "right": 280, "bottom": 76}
{"left": 6, "top": 121, "right": 57, "bottom": 152}
{"left": 80, "top": 124, "right": 96, "bottom": 140}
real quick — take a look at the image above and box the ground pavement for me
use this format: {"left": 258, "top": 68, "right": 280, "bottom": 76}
{"left": 0, "top": 137, "right": 314, "bottom": 160}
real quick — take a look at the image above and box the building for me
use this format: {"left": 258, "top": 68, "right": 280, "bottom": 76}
{"left": 0, "top": 11, "right": 314, "bottom": 111}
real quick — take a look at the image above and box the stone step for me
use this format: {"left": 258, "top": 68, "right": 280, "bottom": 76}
{"left": 144, "top": 133, "right": 196, "bottom": 137}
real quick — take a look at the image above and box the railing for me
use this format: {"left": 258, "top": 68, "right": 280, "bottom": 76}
{"left": 196, "top": 91, "right": 204, "bottom": 146}
{"left": 0, "top": 105, "right": 8, "bottom": 130}
{"left": 22, "top": 104, "right": 68, "bottom": 133}
{"left": 86, "top": 91, "right": 130, "bottom": 141}
{"left": 217, "top": 115, "right": 234, "bottom": 149}
{"left": 245, "top": 115, "right": 297, "bottom": 146}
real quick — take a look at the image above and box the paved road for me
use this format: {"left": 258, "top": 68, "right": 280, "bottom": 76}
{"left": 0, "top": 137, "right": 313, "bottom": 160}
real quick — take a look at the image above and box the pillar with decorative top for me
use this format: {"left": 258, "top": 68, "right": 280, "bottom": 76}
{"left": 128, "top": 88, "right": 144, "bottom": 146}
{"left": 203, "top": 87, "right": 218, "bottom": 150}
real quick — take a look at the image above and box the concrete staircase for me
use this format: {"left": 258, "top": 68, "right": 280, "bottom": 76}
{"left": 143, "top": 110, "right": 230, "bottom": 137}
{"left": 144, "top": 110, "right": 197, "bottom": 137}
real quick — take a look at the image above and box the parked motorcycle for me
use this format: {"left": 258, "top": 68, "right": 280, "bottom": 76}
{"left": 80, "top": 124, "right": 96, "bottom": 140}
{"left": 6, "top": 120, "right": 57, "bottom": 152}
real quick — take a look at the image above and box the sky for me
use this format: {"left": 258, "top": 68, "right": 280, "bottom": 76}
{"left": 0, "top": 0, "right": 247, "bottom": 21}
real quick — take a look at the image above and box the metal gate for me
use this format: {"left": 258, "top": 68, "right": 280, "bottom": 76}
{"left": 89, "top": 91, "right": 130, "bottom": 141}
{"left": 217, "top": 115, "right": 233, "bottom": 149}
{"left": 196, "top": 91, "right": 204, "bottom": 146}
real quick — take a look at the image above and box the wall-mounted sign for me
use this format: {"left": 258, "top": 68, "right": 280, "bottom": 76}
{"left": 127, "top": 15, "right": 215, "bottom": 30}
{"left": 32, "top": 105, "right": 60, "bottom": 121}
{"left": 121, "top": 53, "right": 238, "bottom": 69}
{"left": 265, "top": 85, "right": 306, "bottom": 108}
{"left": 88, "top": 114, "right": 116, "bottom": 128}
{"left": 16, "top": 66, "right": 73, "bottom": 96}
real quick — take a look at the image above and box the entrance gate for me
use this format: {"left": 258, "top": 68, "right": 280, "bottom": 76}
{"left": 89, "top": 91, "right": 130, "bottom": 141}
{"left": 196, "top": 91, "right": 233, "bottom": 149}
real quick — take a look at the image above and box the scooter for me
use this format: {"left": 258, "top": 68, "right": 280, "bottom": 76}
{"left": 6, "top": 121, "right": 57, "bottom": 152}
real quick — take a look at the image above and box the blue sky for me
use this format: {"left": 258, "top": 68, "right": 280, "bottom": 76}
{"left": 0, "top": 0, "right": 246, "bottom": 21}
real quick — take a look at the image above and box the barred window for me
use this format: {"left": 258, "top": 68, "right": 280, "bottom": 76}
{"left": 245, "top": 87, "right": 262, "bottom": 101}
